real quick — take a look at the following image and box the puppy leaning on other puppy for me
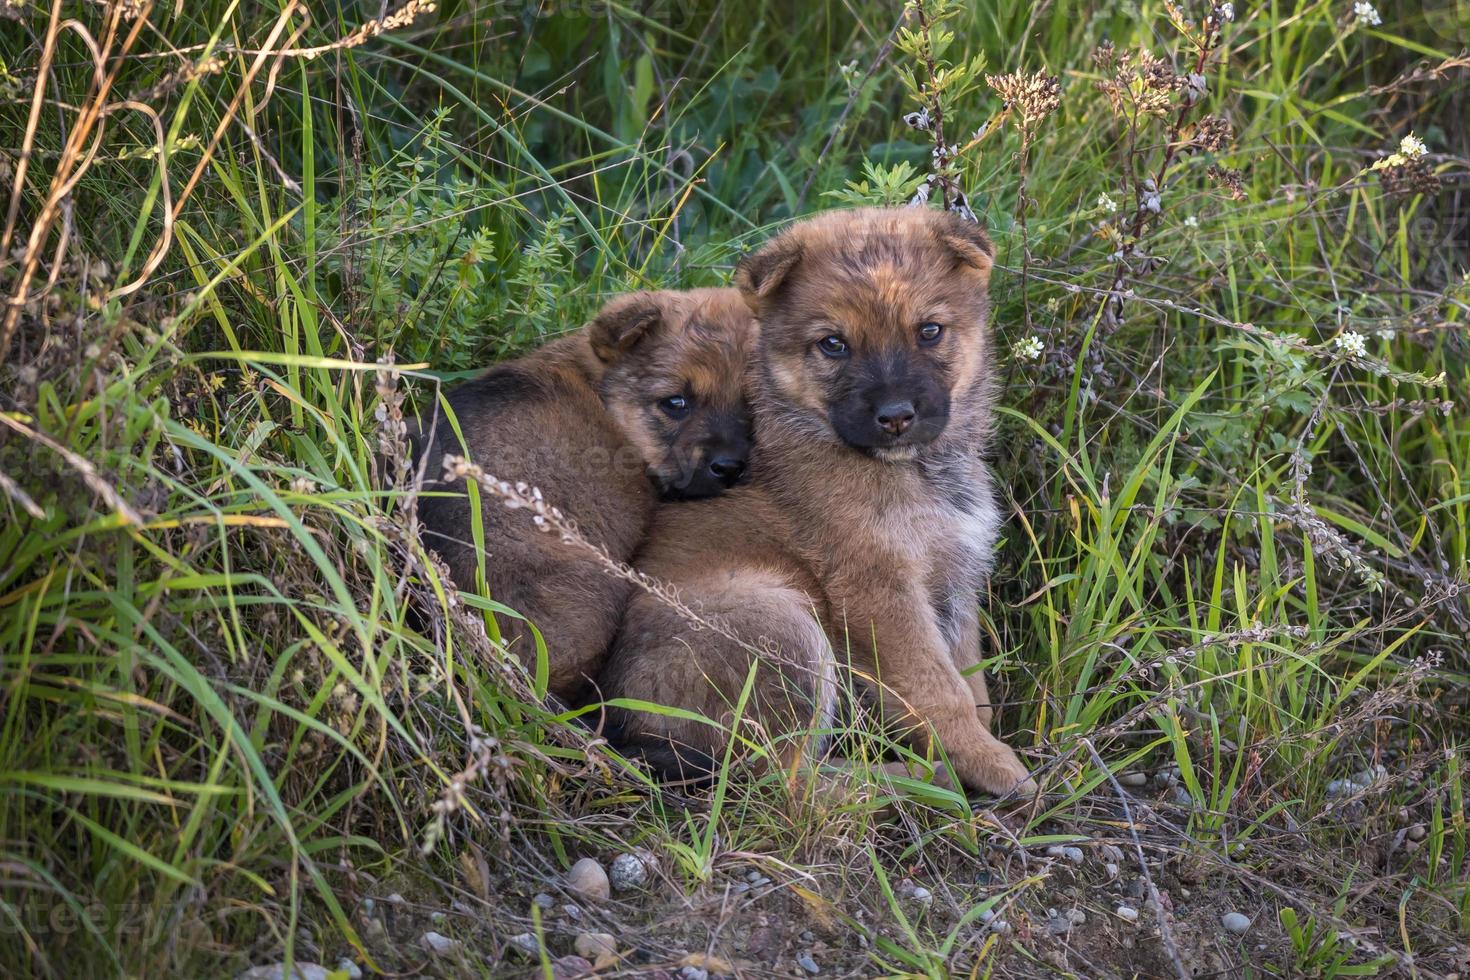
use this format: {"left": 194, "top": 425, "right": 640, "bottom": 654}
{"left": 601, "top": 207, "right": 1036, "bottom": 797}
{"left": 414, "top": 288, "right": 756, "bottom": 702}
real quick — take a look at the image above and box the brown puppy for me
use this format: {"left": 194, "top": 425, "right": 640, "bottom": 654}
{"left": 415, "top": 288, "right": 755, "bottom": 701}
{"left": 601, "top": 208, "right": 1035, "bottom": 796}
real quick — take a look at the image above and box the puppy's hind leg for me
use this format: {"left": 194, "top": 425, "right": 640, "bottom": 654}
{"left": 600, "top": 571, "right": 836, "bottom": 782}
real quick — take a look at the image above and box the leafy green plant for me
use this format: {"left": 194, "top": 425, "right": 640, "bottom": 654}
{"left": 1276, "top": 906, "right": 1395, "bottom": 978}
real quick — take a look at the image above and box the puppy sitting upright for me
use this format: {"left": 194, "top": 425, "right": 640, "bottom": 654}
{"left": 415, "top": 288, "right": 755, "bottom": 701}
{"left": 601, "top": 208, "right": 1035, "bottom": 796}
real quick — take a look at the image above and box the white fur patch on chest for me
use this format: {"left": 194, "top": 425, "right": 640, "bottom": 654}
{"left": 947, "top": 491, "right": 1001, "bottom": 576}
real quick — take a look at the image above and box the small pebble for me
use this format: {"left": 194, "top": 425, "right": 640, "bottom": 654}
{"left": 908, "top": 885, "right": 933, "bottom": 906}
{"left": 573, "top": 932, "right": 617, "bottom": 961}
{"left": 1407, "top": 824, "right": 1428, "bottom": 841}
{"left": 990, "top": 919, "right": 1012, "bottom": 935}
{"left": 1046, "top": 908, "right": 1085, "bottom": 935}
{"left": 235, "top": 965, "right": 332, "bottom": 980}
{"left": 1221, "top": 911, "right": 1251, "bottom": 935}
{"left": 978, "top": 907, "right": 995, "bottom": 924}
{"left": 679, "top": 968, "right": 708, "bottom": 980}
{"left": 746, "top": 871, "right": 763, "bottom": 883}
{"left": 567, "top": 858, "right": 610, "bottom": 903}
{"left": 1044, "top": 844, "right": 1084, "bottom": 864}
{"left": 1327, "top": 765, "right": 1387, "bottom": 797}
{"left": 532, "top": 893, "right": 555, "bottom": 910}
{"left": 1104, "top": 862, "right": 1120, "bottom": 879}
{"left": 384, "top": 893, "right": 406, "bottom": 907}
{"left": 796, "top": 954, "right": 821, "bottom": 974}
{"left": 1172, "top": 786, "right": 1194, "bottom": 806}
{"left": 420, "top": 932, "right": 461, "bottom": 957}
{"left": 1119, "top": 772, "right": 1148, "bottom": 787}
{"left": 509, "top": 933, "right": 541, "bottom": 958}
{"left": 1116, "top": 905, "right": 1139, "bottom": 922}
{"left": 552, "top": 955, "right": 593, "bottom": 979}
{"left": 610, "top": 852, "right": 651, "bottom": 892}
{"left": 562, "top": 904, "right": 583, "bottom": 921}
{"left": 799, "top": 930, "right": 815, "bottom": 942}
{"left": 430, "top": 911, "right": 446, "bottom": 926}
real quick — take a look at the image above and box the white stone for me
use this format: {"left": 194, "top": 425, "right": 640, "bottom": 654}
{"left": 573, "top": 932, "right": 617, "bottom": 960}
{"left": 567, "top": 858, "right": 610, "bottom": 902}
{"left": 236, "top": 965, "right": 331, "bottom": 980}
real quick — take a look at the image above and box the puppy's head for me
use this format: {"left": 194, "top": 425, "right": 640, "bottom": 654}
{"left": 736, "top": 207, "right": 995, "bottom": 460}
{"left": 588, "top": 288, "right": 756, "bottom": 499}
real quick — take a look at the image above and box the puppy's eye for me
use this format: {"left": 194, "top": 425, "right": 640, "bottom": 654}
{"left": 657, "top": 394, "right": 691, "bottom": 418}
{"left": 817, "top": 335, "right": 850, "bottom": 358}
{"left": 918, "top": 322, "right": 944, "bottom": 345}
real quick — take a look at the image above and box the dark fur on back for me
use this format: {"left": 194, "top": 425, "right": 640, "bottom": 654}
{"left": 415, "top": 288, "right": 755, "bottom": 701}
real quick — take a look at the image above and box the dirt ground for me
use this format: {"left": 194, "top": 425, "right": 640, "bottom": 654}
{"left": 275, "top": 772, "right": 1469, "bottom": 980}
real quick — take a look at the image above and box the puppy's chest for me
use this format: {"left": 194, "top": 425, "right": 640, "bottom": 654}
{"left": 868, "top": 475, "right": 998, "bottom": 584}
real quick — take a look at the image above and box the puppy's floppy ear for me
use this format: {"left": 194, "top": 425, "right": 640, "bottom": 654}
{"left": 588, "top": 292, "right": 664, "bottom": 362}
{"left": 734, "top": 232, "right": 804, "bottom": 313}
{"left": 934, "top": 213, "right": 995, "bottom": 277}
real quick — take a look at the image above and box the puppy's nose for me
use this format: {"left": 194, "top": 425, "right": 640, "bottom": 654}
{"left": 875, "top": 400, "right": 916, "bottom": 436}
{"left": 708, "top": 457, "right": 747, "bottom": 485}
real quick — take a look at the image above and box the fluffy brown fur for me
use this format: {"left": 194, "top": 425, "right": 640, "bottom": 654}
{"left": 415, "top": 288, "right": 755, "bottom": 701}
{"left": 600, "top": 208, "right": 1035, "bottom": 796}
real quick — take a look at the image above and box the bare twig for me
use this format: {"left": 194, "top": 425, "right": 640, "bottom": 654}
{"left": 1080, "top": 737, "right": 1190, "bottom": 980}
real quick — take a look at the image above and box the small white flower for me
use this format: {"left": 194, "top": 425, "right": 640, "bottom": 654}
{"left": 1353, "top": 2, "right": 1381, "bottom": 26}
{"left": 902, "top": 107, "right": 933, "bottom": 132}
{"left": 1044, "top": 297, "right": 1061, "bottom": 314}
{"left": 1096, "top": 193, "right": 1119, "bottom": 212}
{"left": 1334, "top": 331, "right": 1367, "bottom": 357}
{"left": 1375, "top": 327, "right": 1394, "bottom": 341}
{"left": 290, "top": 476, "right": 317, "bottom": 495}
{"left": 1400, "top": 133, "right": 1427, "bottom": 158}
{"left": 1218, "top": 3, "right": 1235, "bottom": 22}
{"left": 1011, "top": 336, "right": 1044, "bottom": 361}
{"left": 1184, "top": 215, "right": 1199, "bottom": 228}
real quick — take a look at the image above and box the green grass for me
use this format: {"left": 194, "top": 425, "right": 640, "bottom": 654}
{"left": 1, "top": 0, "right": 1467, "bottom": 975}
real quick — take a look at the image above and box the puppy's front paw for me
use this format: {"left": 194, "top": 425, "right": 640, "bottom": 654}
{"left": 976, "top": 743, "right": 1038, "bottom": 799}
